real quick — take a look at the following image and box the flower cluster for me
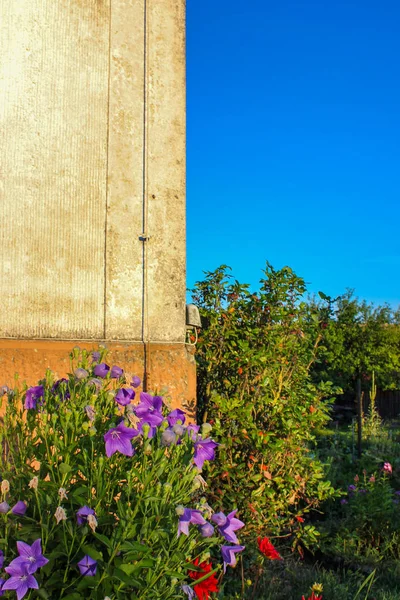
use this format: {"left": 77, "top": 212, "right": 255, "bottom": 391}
{"left": 0, "top": 351, "right": 237, "bottom": 600}
{"left": 177, "top": 507, "right": 245, "bottom": 575}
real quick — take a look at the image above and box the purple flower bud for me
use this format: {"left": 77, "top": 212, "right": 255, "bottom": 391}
{"left": 74, "top": 368, "right": 89, "bottom": 380}
{"left": 0, "top": 386, "right": 10, "bottom": 396}
{"left": 93, "top": 363, "right": 110, "bottom": 378}
{"left": 199, "top": 522, "right": 214, "bottom": 537}
{"left": 0, "top": 502, "right": 10, "bottom": 514}
{"left": 85, "top": 406, "right": 96, "bottom": 422}
{"left": 88, "top": 378, "right": 102, "bottom": 391}
{"left": 110, "top": 365, "right": 124, "bottom": 379}
{"left": 11, "top": 501, "right": 27, "bottom": 516}
{"left": 77, "top": 555, "right": 97, "bottom": 576}
{"left": 131, "top": 375, "right": 141, "bottom": 388}
{"left": 348, "top": 484, "right": 356, "bottom": 493}
{"left": 161, "top": 429, "right": 177, "bottom": 447}
{"left": 340, "top": 499, "right": 348, "bottom": 505}
{"left": 172, "top": 424, "right": 185, "bottom": 436}
{"left": 92, "top": 352, "right": 101, "bottom": 362}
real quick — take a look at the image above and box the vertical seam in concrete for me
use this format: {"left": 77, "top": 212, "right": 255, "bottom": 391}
{"left": 142, "top": 0, "right": 150, "bottom": 389}
{"left": 104, "top": 0, "right": 113, "bottom": 339}
{"left": 141, "top": 0, "right": 147, "bottom": 344}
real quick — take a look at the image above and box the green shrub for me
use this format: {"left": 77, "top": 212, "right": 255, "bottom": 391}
{"left": 191, "top": 263, "right": 337, "bottom": 537}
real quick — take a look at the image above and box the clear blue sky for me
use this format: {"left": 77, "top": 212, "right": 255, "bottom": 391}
{"left": 186, "top": 0, "right": 400, "bottom": 306}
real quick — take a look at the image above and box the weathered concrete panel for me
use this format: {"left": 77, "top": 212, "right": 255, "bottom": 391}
{"left": 146, "top": 0, "right": 186, "bottom": 342}
{"left": 105, "top": 0, "right": 144, "bottom": 340}
{"left": 0, "top": 0, "right": 186, "bottom": 344}
{"left": 0, "top": 0, "right": 109, "bottom": 339}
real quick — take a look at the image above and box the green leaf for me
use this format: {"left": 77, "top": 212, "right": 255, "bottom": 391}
{"left": 94, "top": 533, "right": 111, "bottom": 549}
{"left": 120, "top": 541, "right": 151, "bottom": 553}
{"left": 59, "top": 463, "right": 72, "bottom": 474}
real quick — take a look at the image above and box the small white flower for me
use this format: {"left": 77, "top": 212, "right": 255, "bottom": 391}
{"left": 28, "top": 476, "right": 39, "bottom": 490}
{"left": 58, "top": 487, "right": 68, "bottom": 501}
{"left": 54, "top": 506, "right": 67, "bottom": 524}
{"left": 1, "top": 480, "right": 10, "bottom": 495}
{"left": 175, "top": 505, "right": 185, "bottom": 516}
{"left": 87, "top": 513, "right": 98, "bottom": 532}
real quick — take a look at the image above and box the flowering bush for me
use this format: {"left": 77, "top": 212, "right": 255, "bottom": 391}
{"left": 0, "top": 350, "right": 245, "bottom": 599}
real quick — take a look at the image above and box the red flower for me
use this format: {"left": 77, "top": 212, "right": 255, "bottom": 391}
{"left": 188, "top": 558, "right": 219, "bottom": 600}
{"left": 302, "top": 593, "right": 322, "bottom": 600}
{"left": 257, "top": 537, "right": 282, "bottom": 560}
{"left": 296, "top": 516, "right": 305, "bottom": 523}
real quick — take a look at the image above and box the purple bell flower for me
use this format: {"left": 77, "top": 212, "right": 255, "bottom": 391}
{"left": 187, "top": 424, "right": 200, "bottom": 441}
{"left": 134, "top": 393, "right": 163, "bottom": 427}
{"left": 115, "top": 388, "right": 135, "bottom": 406}
{"left": 110, "top": 365, "right": 124, "bottom": 379}
{"left": 193, "top": 438, "right": 218, "bottom": 470}
{"left": 11, "top": 501, "right": 27, "bottom": 516}
{"left": 212, "top": 510, "right": 244, "bottom": 544}
{"left": 104, "top": 422, "right": 139, "bottom": 457}
{"left": 211, "top": 512, "right": 227, "bottom": 527}
{"left": 11, "top": 539, "right": 48, "bottom": 574}
{"left": 3, "top": 563, "right": 38, "bottom": 600}
{"left": 221, "top": 545, "right": 245, "bottom": 572}
{"left": 76, "top": 506, "right": 96, "bottom": 526}
{"left": 93, "top": 363, "right": 110, "bottom": 378}
{"left": 177, "top": 508, "right": 206, "bottom": 537}
{"left": 77, "top": 555, "right": 97, "bottom": 576}
{"left": 167, "top": 409, "right": 186, "bottom": 427}
{"left": 24, "top": 386, "right": 44, "bottom": 410}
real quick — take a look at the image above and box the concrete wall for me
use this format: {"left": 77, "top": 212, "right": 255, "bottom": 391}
{"left": 0, "top": 0, "right": 186, "bottom": 344}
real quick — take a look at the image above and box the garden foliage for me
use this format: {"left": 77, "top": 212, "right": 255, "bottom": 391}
{"left": 311, "top": 291, "right": 400, "bottom": 393}
{"left": 0, "top": 350, "right": 245, "bottom": 600}
{"left": 191, "top": 264, "right": 336, "bottom": 536}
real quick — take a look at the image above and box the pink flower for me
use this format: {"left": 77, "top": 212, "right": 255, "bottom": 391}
{"left": 383, "top": 462, "right": 393, "bottom": 475}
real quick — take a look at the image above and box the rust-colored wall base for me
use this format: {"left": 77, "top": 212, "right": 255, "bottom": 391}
{"left": 0, "top": 340, "right": 196, "bottom": 417}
